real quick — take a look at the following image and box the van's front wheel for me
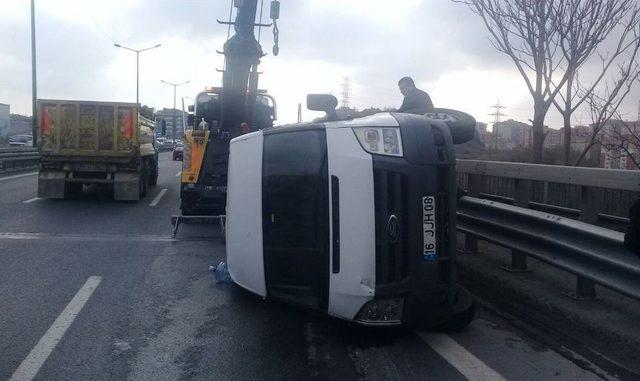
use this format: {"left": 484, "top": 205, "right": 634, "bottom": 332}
{"left": 435, "top": 301, "right": 476, "bottom": 333}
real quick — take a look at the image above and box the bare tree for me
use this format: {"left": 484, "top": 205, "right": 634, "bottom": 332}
{"left": 456, "top": 0, "right": 573, "bottom": 163}
{"left": 574, "top": 56, "right": 640, "bottom": 166}
{"left": 553, "top": 0, "right": 640, "bottom": 165}
{"left": 596, "top": 113, "right": 640, "bottom": 169}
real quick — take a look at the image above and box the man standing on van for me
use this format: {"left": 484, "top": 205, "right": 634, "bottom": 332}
{"left": 398, "top": 77, "right": 435, "bottom": 114}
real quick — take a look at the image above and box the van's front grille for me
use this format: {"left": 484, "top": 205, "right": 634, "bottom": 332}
{"left": 373, "top": 169, "right": 409, "bottom": 285}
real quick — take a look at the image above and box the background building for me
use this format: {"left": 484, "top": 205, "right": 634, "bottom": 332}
{"left": 155, "top": 108, "right": 186, "bottom": 140}
{"left": 598, "top": 120, "right": 640, "bottom": 170}
{"left": 544, "top": 127, "right": 564, "bottom": 148}
{"left": 10, "top": 114, "right": 32, "bottom": 135}
{"left": 0, "top": 103, "right": 10, "bottom": 145}
{"left": 493, "top": 119, "right": 531, "bottom": 149}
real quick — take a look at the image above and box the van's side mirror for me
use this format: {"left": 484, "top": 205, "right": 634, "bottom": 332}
{"left": 188, "top": 105, "right": 194, "bottom": 113}
{"left": 307, "top": 94, "right": 338, "bottom": 122}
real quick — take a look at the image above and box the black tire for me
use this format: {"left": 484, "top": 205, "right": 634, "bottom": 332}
{"left": 149, "top": 160, "right": 158, "bottom": 186}
{"left": 139, "top": 163, "right": 148, "bottom": 198}
{"left": 64, "top": 183, "right": 83, "bottom": 199}
{"left": 425, "top": 108, "right": 477, "bottom": 145}
{"left": 435, "top": 301, "right": 476, "bottom": 333}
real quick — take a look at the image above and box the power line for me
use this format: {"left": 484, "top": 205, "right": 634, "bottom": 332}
{"left": 90, "top": 18, "right": 117, "bottom": 44}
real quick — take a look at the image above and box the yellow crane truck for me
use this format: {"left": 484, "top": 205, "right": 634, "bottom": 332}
{"left": 37, "top": 99, "right": 158, "bottom": 200}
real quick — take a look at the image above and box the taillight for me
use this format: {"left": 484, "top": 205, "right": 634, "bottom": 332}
{"left": 42, "top": 108, "right": 53, "bottom": 136}
{"left": 123, "top": 111, "right": 133, "bottom": 140}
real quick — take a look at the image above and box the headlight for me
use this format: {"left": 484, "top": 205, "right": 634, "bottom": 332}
{"left": 354, "top": 298, "right": 404, "bottom": 325}
{"left": 352, "top": 127, "right": 403, "bottom": 157}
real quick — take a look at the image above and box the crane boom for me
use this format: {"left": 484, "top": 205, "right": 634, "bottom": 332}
{"left": 179, "top": 0, "right": 278, "bottom": 216}
{"left": 220, "top": 0, "right": 263, "bottom": 137}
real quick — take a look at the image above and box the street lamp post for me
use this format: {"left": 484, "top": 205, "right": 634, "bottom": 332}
{"left": 113, "top": 43, "right": 161, "bottom": 104}
{"left": 182, "top": 96, "right": 194, "bottom": 131}
{"left": 31, "top": 0, "right": 37, "bottom": 147}
{"left": 160, "top": 80, "right": 190, "bottom": 143}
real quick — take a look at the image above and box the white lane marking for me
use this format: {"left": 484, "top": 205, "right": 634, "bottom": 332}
{"left": 175, "top": 171, "right": 182, "bottom": 177}
{"left": 23, "top": 197, "right": 41, "bottom": 204}
{"left": 417, "top": 332, "right": 506, "bottom": 381}
{"left": 0, "top": 172, "right": 38, "bottom": 182}
{"left": 149, "top": 188, "right": 168, "bottom": 207}
{"left": 9, "top": 276, "right": 102, "bottom": 381}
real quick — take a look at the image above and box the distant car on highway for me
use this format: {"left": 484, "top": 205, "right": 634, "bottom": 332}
{"left": 156, "top": 136, "right": 167, "bottom": 146}
{"left": 9, "top": 134, "right": 33, "bottom": 147}
{"left": 173, "top": 144, "right": 184, "bottom": 161}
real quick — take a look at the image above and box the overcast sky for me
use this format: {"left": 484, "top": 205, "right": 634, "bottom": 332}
{"left": 1, "top": 0, "right": 639, "bottom": 129}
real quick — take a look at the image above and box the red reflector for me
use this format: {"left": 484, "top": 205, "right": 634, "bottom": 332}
{"left": 42, "top": 108, "right": 53, "bottom": 136}
{"left": 123, "top": 111, "right": 134, "bottom": 140}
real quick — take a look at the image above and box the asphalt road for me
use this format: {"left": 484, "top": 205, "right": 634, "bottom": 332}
{"left": 0, "top": 152, "right": 621, "bottom": 380}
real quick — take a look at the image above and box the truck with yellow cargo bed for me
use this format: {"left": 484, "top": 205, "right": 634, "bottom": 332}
{"left": 37, "top": 99, "right": 158, "bottom": 200}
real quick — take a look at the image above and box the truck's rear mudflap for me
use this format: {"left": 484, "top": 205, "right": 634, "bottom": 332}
{"left": 37, "top": 171, "right": 65, "bottom": 199}
{"left": 114, "top": 172, "right": 140, "bottom": 201}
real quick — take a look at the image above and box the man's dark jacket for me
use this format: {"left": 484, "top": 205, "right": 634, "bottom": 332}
{"left": 398, "top": 88, "right": 434, "bottom": 114}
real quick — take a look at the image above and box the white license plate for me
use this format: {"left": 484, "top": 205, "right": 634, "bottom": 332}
{"left": 422, "top": 196, "right": 437, "bottom": 261}
{"left": 77, "top": 163, "right": 106, "bottom": 172}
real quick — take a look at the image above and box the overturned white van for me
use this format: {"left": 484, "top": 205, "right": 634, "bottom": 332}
{"left": 226, "top": 106, "right": 475, "bottom": 330}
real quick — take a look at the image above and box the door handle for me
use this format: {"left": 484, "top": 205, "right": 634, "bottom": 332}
{"left": 331, "top": 175, "right": 340, "bottom": 274}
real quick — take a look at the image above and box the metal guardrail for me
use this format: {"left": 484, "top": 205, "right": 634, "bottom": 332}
{"left": 477, "top": 193, "right": 630, "bottom": 226}
{"left": 456, "top": 159, "right": 639, "bottom": 300}
{"left": 0, "top": 146, "right": 173, "bottom": 172}
{"left": 457, "top": 159, "right": 639, "bottom": 191}
{"left": 0, "top": 147, "right": 40, "bottom": 172}
{"left": 457, "top": 196, "right": 639, "bottom": 301}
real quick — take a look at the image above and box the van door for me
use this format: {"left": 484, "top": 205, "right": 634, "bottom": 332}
{"left": 262, "top": 128, "right": 329, "bottom": 311}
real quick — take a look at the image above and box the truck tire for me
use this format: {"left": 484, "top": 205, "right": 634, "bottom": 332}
{"left": 139, "top": 164, "right": 149, "bottom": 198}
{"left": 64, "top": 183, "right": 82, "bottom": 199}
{"left": 149, "top": 159, "right": 158, "bottom": 186}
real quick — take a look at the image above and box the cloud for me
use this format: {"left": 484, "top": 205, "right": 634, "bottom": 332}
{"left": 1, "top": 0, "right": 636, "bottom": 129}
